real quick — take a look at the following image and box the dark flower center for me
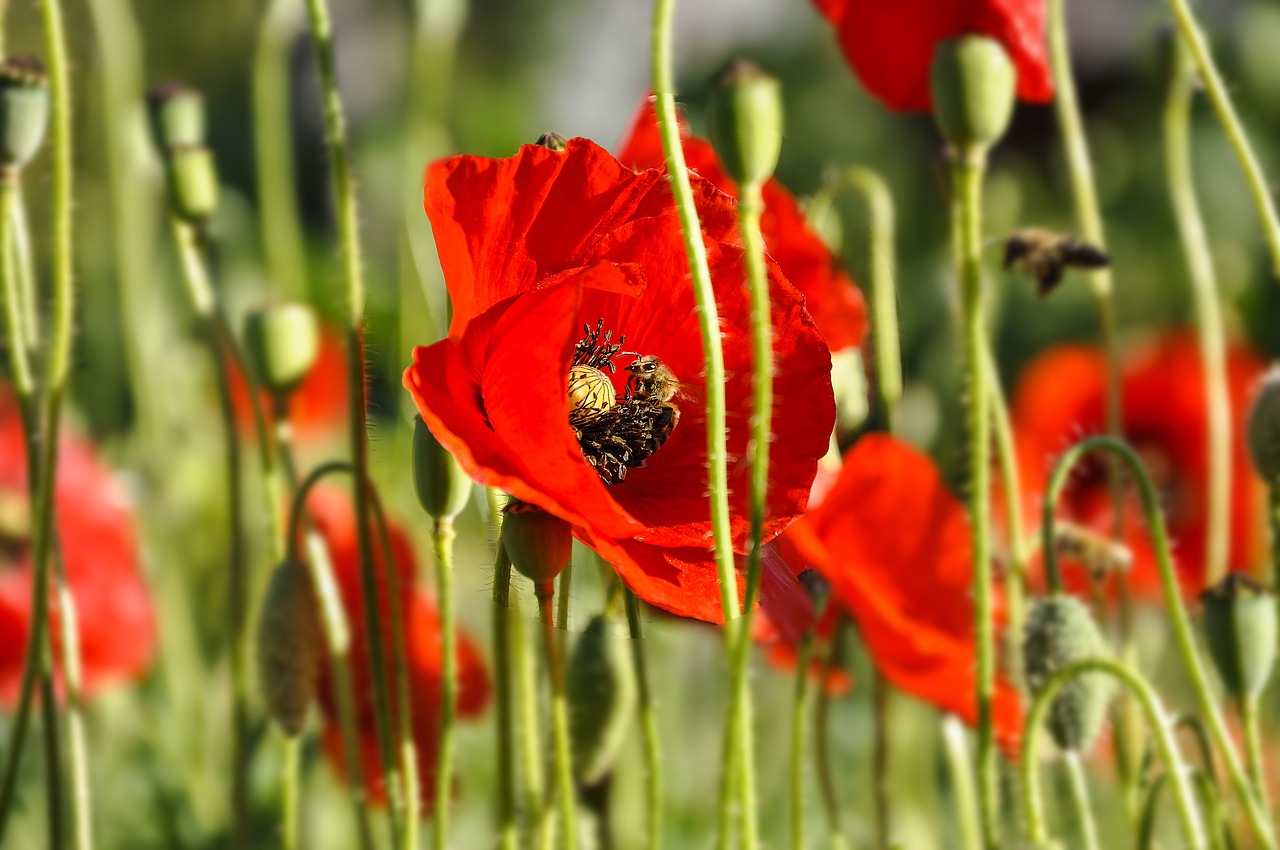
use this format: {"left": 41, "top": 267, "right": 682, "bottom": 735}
{"left": 567, "top": 319, "right": 681, "bottom": 486}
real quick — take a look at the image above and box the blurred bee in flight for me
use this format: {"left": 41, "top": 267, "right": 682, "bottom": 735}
{"left": 1002, "top": 228, "right": 1110, "bottom": 296}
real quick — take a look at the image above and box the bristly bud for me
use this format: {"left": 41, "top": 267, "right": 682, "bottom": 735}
{"left": 1200, "top": 573, "right": 1277, "bottom": 703}
{"left": 1247, "top": 367, "right": 1280, "bottom": 482}
{"left": 567, "top": 615, "right": 637, "bottom": 785}
{"left": 166, "top": 144, "right": 218, "bottom": 223}
{"left": 535, "top": 132, "right": 568, "bottom": 151}
{"left": 0, "top": 56, "right": 48, "bottom": 173}
{"left": 501, "top": 500, "right": 572, "bottom": 587}
{"left": 1023, "top": 595, "right": 1114, "bottom": 753}
{"left": 930, "top": 36, "right": 1017, "bottom": 158}
{"left": 708, "top": 58, "right": 783, "bottom": 189}
{"left": 147, "top": 81, "right": 206, "bottom": 152}
{"left": 412, "top": 414, "right": 472, "bottom": 522}
{"left": 256, "top": 559, "right": 323, "bottom": 736}
{"left": 243, "top": 302, "right": 320, "bottom": 397}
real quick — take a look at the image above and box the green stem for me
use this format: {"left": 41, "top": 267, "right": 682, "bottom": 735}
{"left": 53, "top": 555, "right": 93, "bottom": 850}
{"left": 625, "top": 590, "right": 662, "bottom": 850}
{"left": 535, "top": 586, "right": 576, "bottom": 850}
{"left": 814, "top": 616, "right": 850, "bottom": 850}
{"left": 493, "top": 547, "right": 519, "bottom": 850}
{"left": 40, "top": 668, "right": 65, "bottom": 850}
{"left": 432, "top": 519, "right": 458, "bottom": 850}
{"left": 281, "top": 737, "right": 300, "bottom": 850}
{"left": 1064, "top": 753, "right": 1100, "bottom": 850}
{"left": 948, "top": 153, "right": 997, "bottom": 850}
{"left": 1166, "top": 0, "right": 1280, "bottom": 277}
{"left": 1041, "top": 436, "right": 1275, "bottom": 847}
{"left": 0, "top": 174, "right": 30, "bottom": 396}
{"left": 788, "top": 625, "right": 815, "bottom": 850}
{"left": 1242, "top": 698, "right": 1270, "bottom": 812}
{"left": 940, "top": 716, "right": 982, "bottom": 850}
{"left": 1164, "top": 43, "right": 1232, "bottom": 587}
{"left": 514, "top": 612, "right": 550, "bottom": 848}
{"left": 1020, "top": 657, "right": 1206, "bottom": 850}
{"left": 985, "top": 352, "right": 1028, "bottom": 685}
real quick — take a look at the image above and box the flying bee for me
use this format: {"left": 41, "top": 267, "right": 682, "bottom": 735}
{"left": 1002, "top": 228, "right": 1110, "bottom": 296}
{"left": 1054, "top": 520, "right": 1133, "bottom": 581}
{"left": 568, "top": 364, "right": 617, "bottom": 426}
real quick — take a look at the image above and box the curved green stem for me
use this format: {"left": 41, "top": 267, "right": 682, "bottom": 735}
{"left": 625, "top": 590, "right": 661, "bottom": 850}
{"left": 1020, "top": 657, "right": 1206, "bottom": 849}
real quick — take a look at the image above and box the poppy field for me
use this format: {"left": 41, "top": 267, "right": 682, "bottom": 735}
{"left": 7, "top": 0, "right": 1280, "bottom": 847}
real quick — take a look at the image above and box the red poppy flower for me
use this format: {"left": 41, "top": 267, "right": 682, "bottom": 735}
{"left": 404, "top": 138, "right": 836, "bottom": 636}
{"left": 308, "top": 485, "right": 490, "bottom": 810}
{"left": 776, "top": 433, "right": 1023, "bottom": 751}
{"left": 1012, "top": 333, "right": 1267, "bottom": 597}
{"left": 0, "top": 390, "right": 155, "bottom": 705}
{"left": 616, "top": 101, "right": 868, "bottom": 353}
{"left": 811, "top": 0, "right": 1054, "bottom": 113}
{"left": 229, "top": 324, "right": 348, "bottom": 445}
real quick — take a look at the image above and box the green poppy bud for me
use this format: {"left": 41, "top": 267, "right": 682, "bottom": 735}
{"left": 412, "top": 414, "right": 472, "bottom": 522}
{"left": 1247, "top": 367, "right": 1280, "bottom": 482}
{"left": 166, "top": 144, "right": 218, "bottom": 223}
{"left": 256, "top": 559, "right": 323, "bottom": 736}
{"left": 501, "top": 500, "right": 571, "bottom": 588}
{"left": 535, "top": 131, "right": 568, "bottom": 151}
{"left": 0, "top": 56, "right": 48, "bottom": 173}
{"left": 567, "top": 615, "right": 637, "bottom": 785}
{"left": 1023, "top": 595, "right": 1113, "bottom": 753}
{"left": 930, "top": 36, "right": 1017, "bottom": 158}
{"left": 243, "top": 302, "right": 320, "bottom": 397}
{"left": 708, "top": 58, "right": 783, "bottom": 190}
{"left": 1200, "top": 573, "right": 1277, "bottom": 703}
{"left": 147, "top": 81, "right": 205, "bottom": 152}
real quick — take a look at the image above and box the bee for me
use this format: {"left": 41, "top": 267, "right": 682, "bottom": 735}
{"left": 1054, "top": 520, "right": 1133, "bottom": 581}
{"left": 626, "top": 355, "right": 682, "bottom": 460}
{"left": 1002, "top": 228, "right": 1110, "bottom": 296}
{"left": 568, "top": 364, "right": 617, "bottom": 426}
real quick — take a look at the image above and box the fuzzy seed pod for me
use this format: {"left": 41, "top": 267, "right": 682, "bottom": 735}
{"left": 567, "top": 616, "right": 637, "bottom": 785}
{"left": 244, "top": 302, "right": 320, "bottom": 397}
{"left": 0, "top": 56, "right": 48, "bottom": 172}
{"left": 1023, "top": 595, "right": 1113, "bottom": 753}
{"left": 147, "top": 81, "right": 205, "bottom": 152}
{"left": 1247, "top": 367, "right": 1280, "bottom": 482}
{"left": 535, "top": 132, "right": 568, "bottom": 151}
{"left": 501, "top": 500, "right": 571, "bottom": 586}
{"left": 412, "top": 415, "right": 472, "bottom": 522}
{"left": 256, "top": 559, "right": 323, "bottom": 736}
{"left": 166, "top": 144, "right": 218, "bottom": 223}
{"left": 930, "top": 36, "right": 1016, "bottom": 157}
{"left": 1200, "top": 573, "right": 1277, "bottom": 703}
{"left": 708, "top": 58, "right": 783, "bottom": 189}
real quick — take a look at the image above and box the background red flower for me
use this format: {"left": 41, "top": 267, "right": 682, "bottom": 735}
{"left": 0, "top": 390, "right": 155, "bottom": 705}
{"left": 811, "top": 0, "right": 1054, "bottom": 113}
{"left": 229, "top": 323, "right": 348, "bottom": 445}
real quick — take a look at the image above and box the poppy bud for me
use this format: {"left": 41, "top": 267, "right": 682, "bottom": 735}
{"left": 501, "top": 500, "right": 571, "bottom": 588}
{"left": 535, "top": 132, "right": 568, "bottom": 151}
{"left": 708, "top": 58, "right": 783, "bottom": 190}
{"left": 256, "top": 558, "right": 323, "bottom": 736}
{"left": 0, "top": 56, "right": 48, "bottom": 173}
{"left": 166, "top": 144, "right": 218, "bottom": 223}
{"left": 1023, "top": 595, "right": 1113, "bottom": 753}
{"left": 929, "top": 36, "right": 1017, "bottom": 157}
{"left": 567, "top": 615, "right": 637, "bottom": 785}
{"left": 1247, "top": 367, "right": 1280, "bottom": 482}
{"left": 412, "top": 414, "right": 472, "bottom": 522}
{"left": 1200, "top": 573, "right": 1277, "bottom": 704}
{"left": 243, "top": 302, "right": 320, "bottom": 397}
{"left": 147, "top": 81, "right": 205, "bottom": 152}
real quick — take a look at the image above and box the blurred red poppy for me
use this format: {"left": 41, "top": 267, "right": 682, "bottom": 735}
{"left": 616, "top": 101, "right": 868, "bottom": 353}
{"left": 404, "top": 137, "right": 835, "bottom": 638}
{"left": 309, "top": 485, "right": 490, "bottom": 811}
{"left": 810, "top": 0, "right": 1054, "bottom": 113}
{"left": 776, "top": 433, "right": 1023, "bottom": 752}
{"left": 1012, "top": 333, "right": 1267, "bottom": 596}
{"left": 0, "top": 390, "right": 155, "bottom": 704}
{"left": 229, "top": 323, "right": 348, "bottom": 445}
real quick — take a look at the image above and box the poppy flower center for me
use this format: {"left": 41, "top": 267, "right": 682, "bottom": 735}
{"left": 567, "top": 319, "right": 681, "bottom": 487}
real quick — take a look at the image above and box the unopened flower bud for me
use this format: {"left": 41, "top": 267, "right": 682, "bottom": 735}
{"left": 1247, "top": 367, "right": 1280, "bottom": 482}
{"left": 1200, "top": 573, "right": 1277, "bottom": 703}
{"left": 244, "top": 302, "right": 320, "bottom": 397}
{"left": 708, "top": 59, "right": 783, "bottom": 189}
{"left": 535, "top": 132, "right": 568, "bottom": 151}
{"left": 147, "top": 81, "right": 205, "bottom": 152}
{"left": 567, "top": 615, "right": 637, "bottom": 784}
{"left": 930, "top": 36, "right": 1016, "bottom": 158}
{"left": 412, "top": 414, "right": 472, "bottom": 522}
{"left": 501, "top": 500, "right": 571, "bottom": 588}
{"left": 0, "top": 56, "right": 48, "bottom": 173}
{"left": 166, "top": 144, "right": 218, "bottom": 223}
{"left": 256, "top": 559, "right": 323, "bottom": 736}
{"left": 1024, "top": 595, "right": 1113, "bottom": 753}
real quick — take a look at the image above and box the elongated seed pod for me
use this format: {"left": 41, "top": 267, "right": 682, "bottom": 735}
{"left": 256, "top": 558, "right": 323, "bottom": 736}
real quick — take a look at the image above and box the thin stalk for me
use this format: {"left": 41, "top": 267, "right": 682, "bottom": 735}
{"left": 432, "top": 520, "right": 458, "bottom": 849}
{"left": 281, "top": 737, "right": 300, "bottom": 850}
{"left": 1164, "top": 43, "right": 1232, "bottom": 587}
{"left": 53, "top": 556, "right": 93, "bottom": 850}
{"left": 940, "top": 716, "right": 981, "bottom": 850}
{"left": 1241, "top": 698, "right": 1270, "bottom": 812}
{"left": 872, "top": 673, "right": 891, "bottom": 850}
{"left": 536, "top": 585, "right": 576, "bottom": 850}
{"left": 985, "top": 353, "right": 1028, "bottom": 665}
{"left": 1166, "top": 0, "right": 1280, "bottom": 277}
{"left": 1064, "top": 753, "right": 1100, "bottom": 850}
{"left": 948, "top": 154, "right": 997, "bottom": 849}
{"left": 0, "top": 174, "right": 31, "bottom": 397}
{"left": 493, "top": 548, "right": 519, "bottom": 850}
{"left": 788, "top": 626, "right": 815, "bottom": 850}
{"left": 814, "top": 617, "right": 850, "bottom": 850}
{"left": 513, "top": 611, "right": 549, "bottom": 848}
{"left": 1020, "top": 657, "right": 1206, "bottom": 850}
{"left": 40, "top": 669, "right": 65, "bottom": 850}
{"left": 624, "top": 590, "right": 661, "bottom": 850}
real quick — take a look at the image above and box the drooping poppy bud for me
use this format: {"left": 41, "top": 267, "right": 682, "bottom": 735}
{"left": 256, "top": 559, "right": 324, "bottom": 736}
{"left": 0, "top": 56, "right": 48, "bottom": 173}
{"left": 930, "top": 36, "right": 1017, "bottom": 157}
{"left": 1247, "top": 367, "right": 1280, "bottom": 482}
{"left": 1200, "top": 573, "right": 1277, "bottom": 704}
{"left": 412, "top": 414, "right": 471, "bottom": 523}
{"left": 708, "top": 58, "right": 782, "bottom": 190}
{"left": 1023, "top": 595, "right": 1113, "bottom": 753}
{"left": 501, "top": 500, "right": 571, "bottom": 589}
{"left": 567, "top": 615, "right": 637, "bottom": 785}
{"left": 244, "top": 302, "right": 321, "bottom": 397}
{"left": 147, "top": 81, "right": 205, "bottom": 152}
{"left": 166, "top": 144, "right": 218, "bottom": 223}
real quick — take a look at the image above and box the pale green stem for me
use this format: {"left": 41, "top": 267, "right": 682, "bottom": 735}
{"left": 984, "top": 353, "right": 1027, "bottom": 666}
{"left": 1021, "top": 657, "right": 1205, "bottom": 849}
{"left": 492, "top": 547, "right": 519, "bottom": 850}
{"left": 1242, "top": 698, "right": 1270, "bottom": 813}
{"left": 281, "top": 737, "right": 300, "bottom": 850}
{"left": 814, "top": 617, "right": 850, "bottom": 850}
{"left": 432, "top": 520, "right": 458, "bottom": 850}
{"left": 40, "top": 669, "right": 65, "bottom": 850}
{"left": 940, "top": 716, "right": 981, "bottom": 850}
{"left": 788, "top": 625, "right": 816, "bottom": 850}
{"left": 0, "top": 174, "right": 30, "bottom": 397}
{"left": 1164, "top": 44, "right": 1232, "bottom": 587}
{"left": 1064, "top": 753, "right": 1099, "bottom": 850}
{"left": 535, "top": 585, "right": 576, "bottom": 850}
{"left": 625, "top": 590, "right": 661, "bottom": 850}
{"left": 1166, "top": 0, "right": 1280, "bottom": 277}
{"left": 51, "top": 556, "right": 93, "bottom": 850}
{"left": 514, "top": 612, "right": 550, "bottom": 848}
